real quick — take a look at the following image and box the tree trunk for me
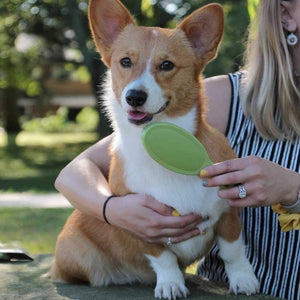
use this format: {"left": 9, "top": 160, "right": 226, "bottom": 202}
{"left": 66, "top": 0, "right": 113, "bottom": 139}
{"left": 2, "top": 87, "right": 21, "bottom": 133}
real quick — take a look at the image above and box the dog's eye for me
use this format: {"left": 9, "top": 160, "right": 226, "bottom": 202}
{"left": 120, "top": 57, "right": 132, "bottom": 68}
{"left": 159, "top": 61, "right": 174, "bottom": 71}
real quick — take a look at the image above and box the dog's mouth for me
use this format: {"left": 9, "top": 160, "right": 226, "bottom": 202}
{"left": 127, "top": 101, "right": 169, "bottom": 125}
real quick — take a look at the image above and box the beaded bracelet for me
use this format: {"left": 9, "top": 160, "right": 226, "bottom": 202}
{"left": 102, "top": 195, "right": 117, "bottom": 225}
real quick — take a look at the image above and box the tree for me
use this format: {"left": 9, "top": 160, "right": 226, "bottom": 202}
{"left": 0, "top": 2, "right": 44, "bottom": 133}
{"left": 0, "top": 0, "right": 251, "bottom": 137}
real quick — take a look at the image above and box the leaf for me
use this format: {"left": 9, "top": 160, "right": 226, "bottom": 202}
{"left": 247, "top": 0, "right": 259, "bottom": 21}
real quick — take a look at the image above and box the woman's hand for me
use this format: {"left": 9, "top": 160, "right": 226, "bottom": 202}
{"left": 105, "top": 193, "right": 204, "bottom": 245}
{"left": 200, "top": 156, "right": 300, "bottom": 208}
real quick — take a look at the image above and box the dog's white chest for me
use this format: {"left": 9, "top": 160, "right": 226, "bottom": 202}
{"left": 114, "top": 128, "right": 228, "bottom": 220}
{"left": 115, "top": 130, "right": 228, "bottom": 262}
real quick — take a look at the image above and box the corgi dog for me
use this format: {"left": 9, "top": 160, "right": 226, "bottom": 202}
{"left": 50, "top": 0, "right": 260, "bottom": 298}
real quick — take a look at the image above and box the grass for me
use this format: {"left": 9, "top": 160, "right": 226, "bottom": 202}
{"left": 0, "top": 131, "right": 98, "bottom": 193}
{"left": 0, "top": 131, "right": 94, "bottom": 254}
{"left": 0, "top": 207, "right": 73, "bottom": 254}
{"left": 0, "top": 207, "right": 198, "bottom": 273}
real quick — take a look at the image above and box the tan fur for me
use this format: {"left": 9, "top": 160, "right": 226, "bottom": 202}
{"left": 109, "top": 152, "right": 131, "bottom": 196}
{"left": 51, "top": 210, "right": 166, "bottom": 285}
{"left": 51, "top": 0, "right": 243, "bottom": 291}
{"left": 215, "top": 208, "right": 242, "bottom": 243}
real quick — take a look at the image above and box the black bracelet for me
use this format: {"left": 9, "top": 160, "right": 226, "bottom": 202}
{"left": 102, "top": 195, "right": 116, "bottom": 225}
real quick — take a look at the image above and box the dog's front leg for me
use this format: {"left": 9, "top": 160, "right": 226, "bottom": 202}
{"left": 217, "top": 234, "right": 260, "bottom": 295}
{"left": 146, "top": 250, "right": 189, "bottom": 300}
{"left": 216, "top": 209, "right": 260, "bottom": 295}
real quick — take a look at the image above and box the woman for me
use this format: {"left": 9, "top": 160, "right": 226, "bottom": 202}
{"left": 55, "top": 0, "right": 299, "bottom": 299}
{"left": 197, "top": 2, "right": 300, "bottom": 300}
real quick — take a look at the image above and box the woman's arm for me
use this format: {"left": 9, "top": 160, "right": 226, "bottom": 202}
{"left": 204, "top": 75, "right": 232, "bottom": 134}
{"left": 55, "top": 134, "right": 203, "bottom": 244}
{"left": 200, "top": 156, "right": 300, "bottom": 208}
{"left": 202, "top": 76, "right": 300, "bottom": 210}
{"left": 54, "top": 135, "right": 113, "bottom": 219}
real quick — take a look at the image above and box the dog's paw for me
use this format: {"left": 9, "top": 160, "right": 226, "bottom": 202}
{"left": 228, "top": 270, "right": 260, "bottom": 296}
{"left": 154, "top": 281, "right": 190, "bottom": 300}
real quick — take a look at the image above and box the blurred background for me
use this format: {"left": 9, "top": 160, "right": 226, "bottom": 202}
{"left": 0, "top": 0, "right": 258, "bottom": 254}
{"left": 0, "top": 0, "right": 259, "bottom": 194}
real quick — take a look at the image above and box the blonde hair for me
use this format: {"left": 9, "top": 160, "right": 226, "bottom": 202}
{"left": 241, "top": 0, "right": 300, "bottom": 140}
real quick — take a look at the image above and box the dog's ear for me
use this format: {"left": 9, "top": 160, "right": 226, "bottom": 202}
{"left": 177, "top": 4, "right": 224, "bottom": 63}
{"left": 89, "top": 0, "right": 135, "bottom": 66}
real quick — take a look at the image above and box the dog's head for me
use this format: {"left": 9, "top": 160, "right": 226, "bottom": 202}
{"left": 89, "top": 0, "right": 224, "bottom": 126}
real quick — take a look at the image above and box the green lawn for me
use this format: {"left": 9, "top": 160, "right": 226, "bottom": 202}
{"left": 0, "top": 131, "right": 97, "bottom": 255}
{"left": 0, "top": 207, "right": 198, "bottom": 273}
{"left": 0, "top": 131, "right": 98, "bottom": 193}
{"left": 0, "top": 207, "right": 73, "bottom": 254}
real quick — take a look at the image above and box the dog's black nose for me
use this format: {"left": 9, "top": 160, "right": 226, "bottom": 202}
{"left": 126, "top": 89, "right": 147, "bottom": 107}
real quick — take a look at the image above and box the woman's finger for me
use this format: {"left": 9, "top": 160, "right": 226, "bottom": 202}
{"left": 200, "top": 158, "right": 246, "bottom": 179}
{"left": 202, "top": 170, "right": 247, "bottom": 187}
{"left": 142, "top": 214, "right": 206, "bottom": 244}
{"left": 143, "top": 194, "right": 174, "bottom": 216}
{"left": 218, "top": 182, "right": 252, "bottom": 200}
{"left": 161, "top": 228, "right": 203, "bottom": 245}
{"left": 158, "top": 213, "right": 204, "bottom": 229}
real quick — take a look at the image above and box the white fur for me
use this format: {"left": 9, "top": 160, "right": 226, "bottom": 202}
{"left": 146, "top": 251, "right": 190, "bottom": 299}
{"left": 121, "top": 47, "right": 165, "bottom": 116}
{"left": 217, "top": 234, "right": 260, "bottom": 295}
{"left": 121, "top": 67, "right": 166, "bottom": 115}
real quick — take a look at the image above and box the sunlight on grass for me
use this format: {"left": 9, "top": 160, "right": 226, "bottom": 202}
{"left": 0, "top": 131, "right": 98, "bottom": 193}
{"left": 0, "top": 131, "right": 98, "bottom": 147}
{"left": 0, "top": 208, "right": 73, "bottom": 254}
{"left": 0, "top": 130, "right": 6, "bottom": 147}
{"left": 17, "top": 131, "right": 98, "bottom": 146}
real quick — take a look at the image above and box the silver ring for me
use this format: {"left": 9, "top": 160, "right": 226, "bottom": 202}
{"left": 238, "top": 184, "right": 247, "bottom": 199}
{"left": 167, "top": 237, "right": 172, "bottom": 246}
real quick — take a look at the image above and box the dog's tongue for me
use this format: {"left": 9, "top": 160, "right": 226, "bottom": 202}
{"left": 128, "top": 111, "right": 149, "bottom": 121}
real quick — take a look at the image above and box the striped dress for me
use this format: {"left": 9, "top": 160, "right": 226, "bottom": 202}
{"left": 197, "top": 72, "right": 300, "bottom": 300}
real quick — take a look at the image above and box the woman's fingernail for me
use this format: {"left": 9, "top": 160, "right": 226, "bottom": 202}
{"left": 172, "top": 210, "right": 180, "bottom": 217}
{"left": 200, "top": 169, "right": 207, "bottom": 177}
{"left": 202, "top": 179, "right": 208, "bottom": 187}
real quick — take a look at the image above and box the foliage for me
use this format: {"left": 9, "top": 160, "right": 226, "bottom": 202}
{"left": 0, "top": 0, "right": 91, "bottom": 93}
{"left": 247, "top": 0, "right": 260, "bottom": 21}
{"left": 76, "top": 107, "right": 100, "bottom": 132}
{"left": 21, "top": 107, "right": 99, "bottom": 133}
{"left": 0, "top": 3, "right": 41, "bottom": 93}
{"left": 0, "top": 0, "right": 252, "bottom": 84}
{"left": 0, "top": 0, "right": 252, "bottom": 135}
{"left": 22, "top": 107, "right": 69, "bottom": 132}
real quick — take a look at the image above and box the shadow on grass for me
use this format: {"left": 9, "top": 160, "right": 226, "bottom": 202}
{"left": 0, "top": 174, "right": 59, "bottom": 193}
{"left": 0, "top": 139, "right": 96, "bottom": 193}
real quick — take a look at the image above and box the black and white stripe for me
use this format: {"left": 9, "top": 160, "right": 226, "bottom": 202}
{"left": 197, "top": 72, "right": 300, "bottom": 300}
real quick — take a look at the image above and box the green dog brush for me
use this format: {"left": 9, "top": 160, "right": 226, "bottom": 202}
{"left": 142, "top": 122, "right": 212, "bottom": 175}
